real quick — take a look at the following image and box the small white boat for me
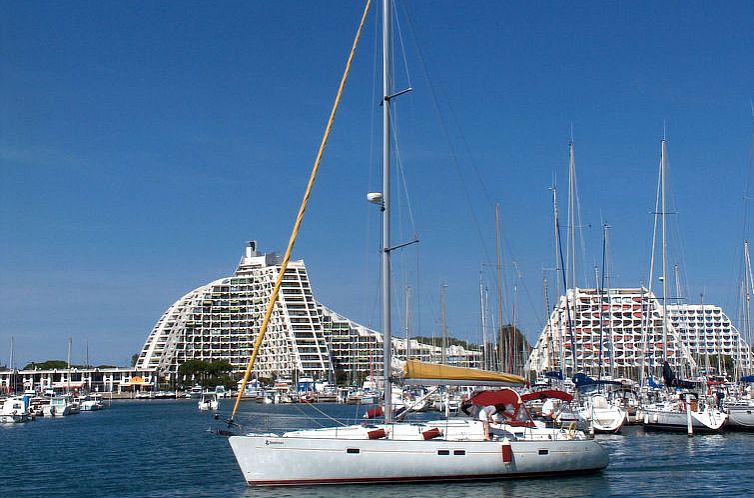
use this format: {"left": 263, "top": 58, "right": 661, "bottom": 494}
{"left": 198, "top": 393, "right": 219, "bottom": 411}
{"left": 44, "top": 395, "right": 75, "bottom": 417}
{"left": 0, "top": 396, "right": 32, "bottom": 423}
{"left": 188, "top": 385, "right": 204, "bottom": 398}
{"left": 579, "top": 393, "right": 627, "bottom": 434}
{"left": 77, "top": 394, "right": 105, "bottom": 411}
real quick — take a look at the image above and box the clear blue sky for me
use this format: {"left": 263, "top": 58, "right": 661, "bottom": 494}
{"left": 2, "top": 1, "right": 753, "bottom": 368}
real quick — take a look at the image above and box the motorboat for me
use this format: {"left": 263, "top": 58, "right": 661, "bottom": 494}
{"left": 77, "top": 394, "right": 105, "bottom": 411}
{"left": 0, "top": 396, "right": 32, "bottom": 423}
{"left": 44, "top": 394, "right": 75, "bottom": 417}
{"left": 578, "top": 393, "right": 627, "bottom": 434}
{"left": 198, "top": 392, "right": 219, "bottom": 411}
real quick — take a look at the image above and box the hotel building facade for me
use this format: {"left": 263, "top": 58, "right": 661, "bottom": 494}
{"left": 135, "top": 242, "right": 481, "bottom": 384}
{"left": 528, "top": 287, "right": 753, "bottom": 378}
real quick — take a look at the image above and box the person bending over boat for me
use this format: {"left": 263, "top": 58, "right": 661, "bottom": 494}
{"left": 479, "top": 405, "right": 503, "bottom": 440}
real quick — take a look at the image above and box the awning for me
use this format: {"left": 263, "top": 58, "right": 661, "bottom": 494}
{"left": 520, "top": 389, "right": 573, "bottom": 403}
{"left": 466, "top": 388, "right": 522, "bottom": 407}
{"left": 121, "top": 376, "right": 150, "bottom": 386}
{"left": 401, "top": 360, "right": 525, "bottom": 386}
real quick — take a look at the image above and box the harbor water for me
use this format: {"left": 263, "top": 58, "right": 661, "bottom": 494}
{"left": 4, "top": 399, "right": 752, "bottom": 497}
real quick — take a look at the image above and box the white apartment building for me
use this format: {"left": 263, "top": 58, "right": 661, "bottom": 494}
{"left": 137, "top": 242, "right": 481, "bottom": 383}
{"left": 528, "top": 287, "right": 752, "bottom": 378}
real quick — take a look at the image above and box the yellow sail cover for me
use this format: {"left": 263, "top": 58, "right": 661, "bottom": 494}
{"left": 402, "top": 359, "right": 525, "bottom": 386}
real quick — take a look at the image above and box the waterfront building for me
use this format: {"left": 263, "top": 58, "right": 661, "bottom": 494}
{"left": 136, "top": 242, "right": 482, "bottom": 384}
{"left": 667, "top": 304, "right": 753, "bottom": 373}
{"left": 322, "top": 306, "right": 481, "bottom": 382}
{"left": 0, "top": 366, "right": 157, "bottom": 394}
{"left": 528, "top": 287, "right": 752, "bottom": 378}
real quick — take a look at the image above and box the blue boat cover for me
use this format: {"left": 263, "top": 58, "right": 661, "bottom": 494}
{"left": 545, "top": 370, "right": 564, "bottom": 380}
{"left": 741, "top": 375, "right": 754, "bottom": 383}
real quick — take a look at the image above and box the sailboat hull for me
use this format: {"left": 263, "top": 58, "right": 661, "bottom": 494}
{"left": 727, "top": 404, "right": 754, "bottom": 430}
{"left": 642, "top": 406, "right": 726, "bottom": 432}
{"left": 229, "top": 430, "right": 608, "bottom": 486}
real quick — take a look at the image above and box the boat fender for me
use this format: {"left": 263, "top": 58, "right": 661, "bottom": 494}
{"left": 422, "top": 427, "right": 442, "bottom": 440}
{"left": 367, "top": 428, "right": 387, "bottom": 439}
{"left": 363, "top": 407, "right": 384, "bottom": 419}
{"left": 501, "top": 437, "right": 513, "bottom": 464}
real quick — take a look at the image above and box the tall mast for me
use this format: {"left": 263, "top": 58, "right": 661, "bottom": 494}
{"left": 604, "top": 226, "right": 615, "bottom": 379}
{"left": 9, "top": 336, "right": 14, "bottom": 394}
{"left": 661, "top": 139, "right": 668, "bottom": 365}
{"left": 701, "top": 292, "right": 709, "bottom": 373}
{"left": 551, "top": 186, "right": 566, "bottom": 375}
{"left": 543, "top": 275, "right": 553, "bottom": 372}
{"left": 567, "top": 140, "right": 577, "bottom": 291}
{"left": 673, "top": 264, "right": 690, "bottom": 376}
{"left": 744, "top": 240, "right": 754, "bottom": 375}
{"left": 381, "top": 0, "right": 393, "bottom": 423}
{"left": 556, "top": 212, "right": 577, "bottom": 374}
{"left": 440, "top": 283, "right": 448, "bottom": 365}
{"left": 479, "top": 273, "right": 488, "bottom": 370}
{"left": 67, "top": 337, "right": 72, "bottom": 394}
{"left": 598, "top": 225, "right": 607, "bottom": 381}
{"left": 404, "top": 286, "right": 411, "bottom": 360}
{"left": 495, "top": 203, "right": 505, "bottom": 371}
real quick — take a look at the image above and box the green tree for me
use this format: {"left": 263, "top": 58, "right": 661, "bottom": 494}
{"left": 23, "top": 360, "right": 68, "bottom": 370}
{"left": 207, "top": 360, "right": 233, "bottom": 377}
{"left": 178, "top": 359, "right": 209, "bottom": 385}
{"left": 412, "top": 336, "right": 481, "bottom": 350}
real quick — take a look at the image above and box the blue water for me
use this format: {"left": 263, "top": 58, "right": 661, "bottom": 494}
{"left": 4, "top": 399, "right": 752, "bottom": 497}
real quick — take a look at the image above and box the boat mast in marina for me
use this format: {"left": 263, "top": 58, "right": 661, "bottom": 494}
{"left": 380, "top": 0, "right": 393, "bottom": 422}
{"left": 440, "top": 283, "right": 448, "bottom": 365}
{"left": 661, "top": 138, "right": 669, "bottom": 367}
{"left": 550, "top": 185, "right": 567, "bottom": 376}
{"left": 495, "top": 203, "right": 506, "bottom": 371}
{"left": 479, "top": 273, "right": 489, "bottom": 370}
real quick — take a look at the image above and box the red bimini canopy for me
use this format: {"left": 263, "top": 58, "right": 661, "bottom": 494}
{"left": 466, "top": 388, "right": 522, "bottom": 407}
{"left": 520, "top": 389, "right": 573, "bottom": 403}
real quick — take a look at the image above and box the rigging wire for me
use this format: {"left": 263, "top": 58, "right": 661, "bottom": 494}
{"left": 364, "top": 0, "right": 381, "bottom": 332}
{"left": 229, "top": 0, "right": 373, "bottom": 424}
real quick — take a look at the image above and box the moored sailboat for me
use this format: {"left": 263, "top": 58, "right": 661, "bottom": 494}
{"left": 227, "top": 0, "right": 608, "bottom": 485}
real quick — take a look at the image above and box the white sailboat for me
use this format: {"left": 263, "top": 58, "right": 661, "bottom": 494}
{"left": 727, "top": 400, "right": 754, "bottom": 429}
{"left": 642, "top": 393, "right": 727, "bottom": 432}
{"left": 726, "top": 376, "right": 754, "bottom": 430}
{"left": 227, "top": 1, "right": 608, "bottom": 485}
{"left": 640, "top": 139, "right": 725, "bottom": 433}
